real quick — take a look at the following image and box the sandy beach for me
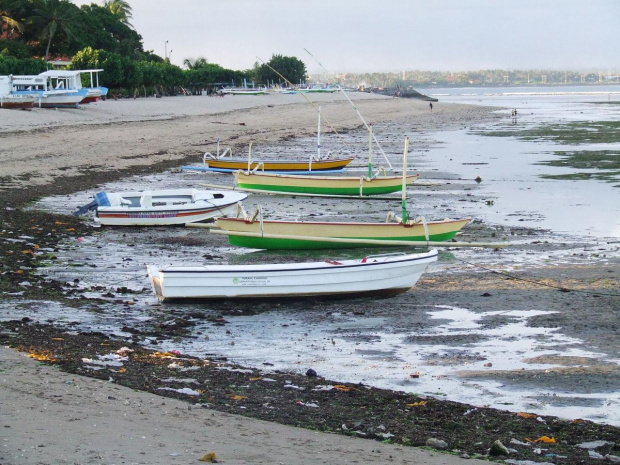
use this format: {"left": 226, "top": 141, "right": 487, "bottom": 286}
{"left": 1, "top": 93, "right": 501, "bottom": 465}
{"left": 1, "top": 92, "right": 619, "bottom": 465}
{"left": 0, "top": 344, "right": 490, "bottom": 465}
{"left": 0, "top": 93, "right": 496, "bottom": 191}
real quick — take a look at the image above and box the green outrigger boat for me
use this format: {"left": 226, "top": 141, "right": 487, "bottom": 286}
{"left": 213, "top": 216, "right": 472, "bottom": 250}
{"left": 233, "top": 171, "right": 419, "bottom": 196}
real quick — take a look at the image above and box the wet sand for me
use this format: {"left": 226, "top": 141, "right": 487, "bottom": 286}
{"left": 1, "top": 93, "right": 501, "bottom": 465}
{"left": 1, "top": 93, "right": 619, "bottom": 464}
{"left": 0, "top": 345, "right": 491, "bottom": 465}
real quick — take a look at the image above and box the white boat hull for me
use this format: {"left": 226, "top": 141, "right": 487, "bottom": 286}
{"left": 147, "top": 250, "right": 438, "bottom": 300}
{"left": 88, "top": 189, "right": 247, "bottom": 226}
{"left": 96, "top": 202, "right": 241, "bottom": 226}
{"left": 37, "top": 90, "right": 88, "bottom": 108}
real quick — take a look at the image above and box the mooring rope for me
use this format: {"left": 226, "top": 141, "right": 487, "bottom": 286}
{"left": 457, "top": 258, "right": 620, "bottom": 297}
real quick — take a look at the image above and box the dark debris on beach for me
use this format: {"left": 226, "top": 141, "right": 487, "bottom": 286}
{"left": 2, "top": 161, "right": 620, "bottom": 464}
{"left": 1, "top": 320, "right": 619, "bottom": 464}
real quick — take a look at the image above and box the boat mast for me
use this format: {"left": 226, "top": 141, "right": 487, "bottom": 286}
{"left": 247, "top": 142, "right": 253, "bottom": 172}
{"left": 401, "top": 137, "right": 409, "bottom": 223}
{"left": 314, "top": 106, "right": 321, "bottom": 171}
{"left": 368, "top": 124, "right": 373, "bottom": 178}
{"left": 256, "top": 56, "right": 351, "bottom": 152}
{"left": 304, "top": 48, "right": 393, "bottom": 170}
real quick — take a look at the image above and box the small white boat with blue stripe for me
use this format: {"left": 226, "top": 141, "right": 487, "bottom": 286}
{"left": 74, "top": 188, "right": 247, "bottom": 226}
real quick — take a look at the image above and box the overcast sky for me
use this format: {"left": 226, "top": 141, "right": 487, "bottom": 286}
{"left": 75, "top": 0, "right": 619, "bottom": 72}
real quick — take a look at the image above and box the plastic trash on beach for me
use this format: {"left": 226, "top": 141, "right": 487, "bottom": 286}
{"left": 157, "top": 387, "right": 200, "bottom": 396}
{"left": 406, "top": 401, "right": 427, "bottom": 407}
{"left": 333, "top": 384, "right": 357, "bottom": 392}
{"left": 198, "top": 451, "right": 218, "bottom": 463}
{"left": 526, "top": 436, "right": 556, "bottom": 444}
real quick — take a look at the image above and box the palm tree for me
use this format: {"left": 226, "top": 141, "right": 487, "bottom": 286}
{"left": 103, "top": 0, "right": 132, "bottom": 26}
{"left": 0, "top": 0, "right": 24, "bottom": 37}
{"left": 183, "top": 57, "right": 208, "bottom": 70}
{"left": 32, "top": 0, "right": 79, "bottom": 62}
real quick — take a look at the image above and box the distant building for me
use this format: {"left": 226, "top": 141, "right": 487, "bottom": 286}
{"left": 47, "top": 56, "right": 73, "bottom": 69}
{"left": 31, "top": 55, "right": 74, "bottom": 68}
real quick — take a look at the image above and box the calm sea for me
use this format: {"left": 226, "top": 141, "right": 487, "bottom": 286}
{"left": 419, "top": 85, "right": 620, "bottom": 238}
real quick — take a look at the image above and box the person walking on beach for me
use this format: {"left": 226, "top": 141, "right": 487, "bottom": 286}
{"left": 429, "top": 102, "right": 433, "bottom": 111}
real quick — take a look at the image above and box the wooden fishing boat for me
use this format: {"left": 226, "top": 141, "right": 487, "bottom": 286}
{"left": 232, "top": 171, "right": 418, "bottom": 197}
{"left": 209, "top": 134, "right": 473, "bottom": 250}
{"left": 0, "top": 76, "right": 36, "bottom": 109}
{"left": 296, "top": 85, "right": 339, "bottom": 93}
{"left": 74, "top": 188, "right": 247, "bottom": 226}
{"left": 231, "top": 120, "right": 411, "bottom": 196}
{"left": 147, "top": 250, "right": 438, "bottom": 301}
{"left": 221, "top": 87, "right": 269, "bottom": 95}
{"left": 233, "top": 171, "right": 418, "bottom": 196}
{"left": 214, "top": 216, "right": 471, "bottom": 250}
{"left": 11, "top": 75, "right": 88, "bottom": 108}
{"left": 38, "top": 69, "right": 107, "bottom": 103}
{"left": 187, "top": 156, "right": 354, "bottom": 174}
{"left": 182, "top": 123, "right": 354, "bottom": 174}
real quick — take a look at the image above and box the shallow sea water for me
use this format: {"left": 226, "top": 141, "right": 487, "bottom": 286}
{"left": 5, "top": 86, "right": 620, "bottom": 426}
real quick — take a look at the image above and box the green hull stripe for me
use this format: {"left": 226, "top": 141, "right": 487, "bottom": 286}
{"left": 237, "top": 182, "right": 403, "bottom": 196}
{"left": 228, "top": 231, "right": 459, "bottom": 250}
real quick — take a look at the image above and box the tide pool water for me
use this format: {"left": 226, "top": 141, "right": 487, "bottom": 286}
{"left": 419, "top": 85, "right": 620, "bottom": 237}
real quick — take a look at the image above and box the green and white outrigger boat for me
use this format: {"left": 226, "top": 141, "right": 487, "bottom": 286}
{"left": 213, "top": 215, "right": 472, "bottom": 250}
{"left": 233, "top": 170, "right": 419, "bottom": 197}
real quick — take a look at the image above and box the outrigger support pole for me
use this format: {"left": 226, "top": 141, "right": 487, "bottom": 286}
{"left": 304, "top": 48, "right": 393, "bottom": 170}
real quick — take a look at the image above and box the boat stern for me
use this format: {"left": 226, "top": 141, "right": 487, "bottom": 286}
{"left": 146, "top": 265, "right": 165, "bottom": 301}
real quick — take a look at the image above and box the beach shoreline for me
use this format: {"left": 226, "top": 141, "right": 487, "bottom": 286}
{"left": 0, "top": 93, "right": 498, "bottom": 192}
{"left": 1, "top": 93, "right": 619, "bottom": 465}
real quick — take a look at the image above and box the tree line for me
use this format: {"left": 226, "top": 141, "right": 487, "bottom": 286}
{"left": 319, "top": 69, "right": 619, "bottom": 89}
{"left": 0, "top": 0, "right": 307, "bottom": 96}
